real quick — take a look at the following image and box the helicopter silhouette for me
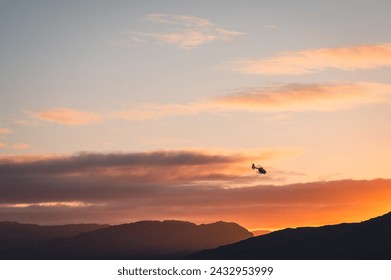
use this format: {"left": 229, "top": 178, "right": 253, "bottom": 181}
{"left": 252, "top": 163, "right": 266, "bottom": 174}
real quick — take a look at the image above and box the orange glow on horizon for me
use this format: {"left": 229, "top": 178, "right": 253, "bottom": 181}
{"left": 1, "top": 151, "right": 390, "bottom": 231}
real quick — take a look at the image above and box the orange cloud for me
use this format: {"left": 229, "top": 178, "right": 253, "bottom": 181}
{"left": 229, "top": 43, "right": 391, "bottom": 75}
{"left": 0, "top": 153, "right": 64, "bottom": 163}
{"left": 1, "top": 167, "right": 390, "bottom": 230}
{"left": 0, "top": 142, "right": 5, "bottom": 148}
{"left": 110, "top": 102, "right": 212, "bottom": 121}
{"left": 29, "top": 82, "right": 391, "bottom": 126}
{"left": 33, "top": 108, "right": 101, "bottom": 126}
{"left": 11, "top": 143, "right": 30, "bottom": 150}
{"left": 30, "top": 103, "right": 213, "bottom": 125}
{"left": 216, "top": 82, "right": 391, "bottom": 112}
{"left": 1, "top": 151, "right": 390, "bottom": 230}
{"left": 0, "top": 128, "right": 13, "bottom": 134}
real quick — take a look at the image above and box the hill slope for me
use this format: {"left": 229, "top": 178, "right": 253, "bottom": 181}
{"left": 0, "top": 221, "right": 109, "bottom": 257}
{"left": 192, "top": 211, "right": 391, "bottom": 259}
{"left": 1, "top": 220, "right": 252, "bottom": 259}
{"left": 0, "top": 221, "right": 109, "bottom": 240}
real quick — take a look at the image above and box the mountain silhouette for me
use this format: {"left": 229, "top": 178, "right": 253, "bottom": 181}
{"left": 191, "top": 211, "right": 391, "bottom": 259}
{"left": 0, "top": 221, "right": 109, "bottom": 240}
{"left": 0, "top": 221, "right": 109, "bottom": 259}
{"left": 0, "top": 220, "right": 252, "bottom": 259}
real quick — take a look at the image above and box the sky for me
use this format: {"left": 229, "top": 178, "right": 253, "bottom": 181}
{"left": 1, "top": 0, "right": 391, "bottom": 231}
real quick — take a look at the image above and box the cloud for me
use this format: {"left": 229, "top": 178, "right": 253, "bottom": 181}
{"left": 0, "top": 149, "right": 300, "bottom": 224}
{"left": 128, "top": 14, "right": 243, "bottom": 49}
{"left": 216, "top": 82, "right": 391, "bottom": 112}
{"left": 108, "top": 102, "right": 210, "bottom": 121}
{"left": 145, "top": 14, "right": 213, "bottom": 26}
{"left": 0, "top": 128, "right": 13, "bottom": 134}
{"left": 13, "top": 119, "right": 40, "bottom": 126}
{"left": 29, "top": 82, "right": 391, "bottom": 126}
{"left": 0, "top": 150, "right": 238, "bottom": 174}
{"left": 32, "top": 108, "right": 101, "bottom": 126}
{"left": 30, "top": 103, "right": 214, "bottom": 125}
{"left": 1, "top": 201, "right": 97, "bottom": 208}
{"left": 1, "top": 151, "right": 390, "bottom": 230}
{"left": 0, "top": 142, "right": 5, "bottom": 148}
{"left": 30, "top": 103, "right": 212, "bottom": 125}
{"left": 11, "top": 143, "right": 30, "bottom": 150}
{"left": 263, "top": 24, "right": 278, "bottom": 30}
{"left": 0, "top": 150, "right": 297, "bottom": 207}
{"left": 0, "top": 149, "right": 292, "bottom": 182}
{"left": 0, "top": 151, "right": 389, "bottom": 229}
{"left": 228, "top": 43, "right": 391, "bottom": 75}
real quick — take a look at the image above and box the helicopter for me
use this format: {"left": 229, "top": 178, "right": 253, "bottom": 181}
{"left": 252, "top": 163, "right": 266, "bottom": 174}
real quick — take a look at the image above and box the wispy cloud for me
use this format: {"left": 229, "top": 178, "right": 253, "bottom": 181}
{"left": 0, "top": 152, "right": 389, "bottom": 229}
{"left": 263, "top": 24, "right": 278, "bottom": 30}
{"left": 29, "top": 82, "right": 391, "bottom": 126}
{"left": 11, "top": 143, "right": 30, "bottom": 150}
{"left": 0, "top": 128, "right": 13, "bottom": 134}
{"left": 228, "top": 43, "right": 391, "bottom": 75}
{"left": 32, "top": 108, "right": 101, "bottom": 126}
{"left": 0, "top": 201, "right": 97, "bottom": 208}
{"left": 30, "top": 103, "right": 210, "bottom": 126}
{"left": 216, "top": 82, "right": 391, "bottom": 112}
{"left": 13, "top": 119, "right": 40, "bottom": 126}
{"left": 108, "top": 102, "right": 211, "bottom": 121}
{"left": 0, "top": 142, "right": 5, "bottom": 148}
{"left": 127, "top": 14, "right": 243, "bottom": 49}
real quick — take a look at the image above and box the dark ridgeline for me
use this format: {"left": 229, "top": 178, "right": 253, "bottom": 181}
{"left": 0, "top": 221, "right": 109, "bottom": 259}
{"left": 0, "top": 221, "right": 109, "bottom": 240}
{"left": 0, "top": 220, "right": 252, "bottom": 259}
{"left": 4, "top": 211, "right": 391, "bottom": 260}
{"left": 191, "top": 211, "right": 391, "bottom": 259}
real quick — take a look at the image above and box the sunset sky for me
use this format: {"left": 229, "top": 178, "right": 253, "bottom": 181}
{"left": 1, "top": 0, "right": 391, "bottom": 231}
